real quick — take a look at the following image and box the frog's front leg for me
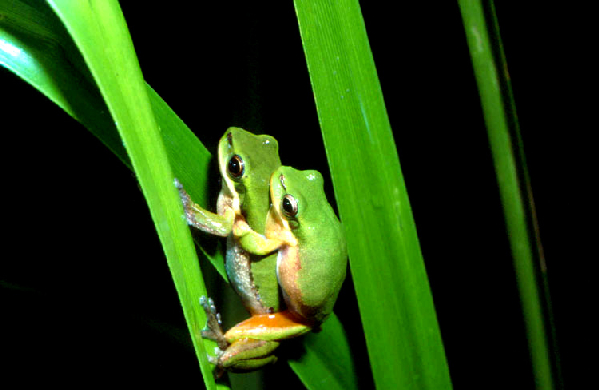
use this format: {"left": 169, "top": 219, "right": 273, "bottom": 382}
{"left": 232, "top": 218, "right": 285, "bottom": 255}
{"left": 175, "top": 178, "right": 235, "bottom": 236}
{"left": 177, "top": 179, "right": 270, "bottom": 316}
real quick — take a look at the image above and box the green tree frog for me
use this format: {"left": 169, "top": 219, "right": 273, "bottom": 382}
{"left": 177, "top": 130, "right": 347, "bottom": 375}
{"left": 221, "top": 166, "right": 347, "bottom": 368}
{"left": 176, "top": 127, "right": 284, "bottom": 374}
{"left": 176, "top": 127, "right": 282, "bottom": 316}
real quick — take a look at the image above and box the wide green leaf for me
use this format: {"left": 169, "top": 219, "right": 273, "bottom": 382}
{"left": 294, "top": 1, "right": 452, "bottom": 389}
{"left": 1, "top": 1, "right": 356, "bottom": 388}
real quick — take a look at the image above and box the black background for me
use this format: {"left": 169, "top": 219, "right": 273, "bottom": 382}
{"left": 1, "top": 2, "right": 592, "bottom": 388}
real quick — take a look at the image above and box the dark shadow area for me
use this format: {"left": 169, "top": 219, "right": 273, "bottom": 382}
{"left": 2, "top": 1, "right": 588, "bottom": 388}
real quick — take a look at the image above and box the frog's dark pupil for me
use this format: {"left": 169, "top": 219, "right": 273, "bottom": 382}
{"left": 283, "top": 198, "right": 293, "bottom": 213}
{"left": 282, "top": 196, "right": 298, "bottom": 217}
{"left": 228, "top": 155, "right": 244, "bottom": 177}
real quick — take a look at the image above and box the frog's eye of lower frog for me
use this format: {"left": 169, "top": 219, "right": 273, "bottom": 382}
{"left": 228, "top": 155, "right": 245, "bottom": 179}
{"left": 282, "top": 194, "right": 299, "bottom": 218}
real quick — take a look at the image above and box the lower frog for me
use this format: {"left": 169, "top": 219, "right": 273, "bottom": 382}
{"left": 204, "top": 166, "right": 347, "bottom": 373}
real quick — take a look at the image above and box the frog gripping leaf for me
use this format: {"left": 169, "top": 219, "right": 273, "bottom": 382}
{"left": 176, "top": 129, "right": 347, "bottom": 375}
{"left": 176, "top": 127, "right": 283, "bottom": 315}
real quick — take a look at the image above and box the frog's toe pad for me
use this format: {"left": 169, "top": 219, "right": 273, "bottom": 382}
{"left": 199, "top": 296, "right": 221, "bottom": 322}
{"left": 206, "top": 347, "right": 224, "bottom": 365}
{"left": 199, "top": 296, "right": 227, "bottom": 348}
{"left": 174, "top": 178, "right": 194, "bottom": 222}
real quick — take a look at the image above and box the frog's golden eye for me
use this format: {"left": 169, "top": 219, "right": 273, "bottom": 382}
{"left": 228, "top": 155, "right": 245, "bottom": 178}
{"left": 282, "top": 195, "right": 298, "bottom": 218}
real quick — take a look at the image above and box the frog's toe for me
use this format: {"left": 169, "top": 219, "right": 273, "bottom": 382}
{"left": 207, "top": 346, "right": 224, "bottom": 364}
{"left": 199, "top": 296, "right": 228, "bottom": 349}
{"left": 174, "top": 179, "right": 193, "bottom": 216}
{"left": 173, "top": 178, "right": 183, "bottom": 189}
{"left": 206, "top": 346, "right": 227, "bottom": 378}
{"left": 200, "top": 296, "right": 220, "bottom": 320}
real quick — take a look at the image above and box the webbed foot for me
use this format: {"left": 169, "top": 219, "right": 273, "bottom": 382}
{"left": 199, "top": 296, "right": 228, "bottom": 350}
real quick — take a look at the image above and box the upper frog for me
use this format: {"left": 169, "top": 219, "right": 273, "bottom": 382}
{"left": 217, "top": 128, "right": 279, "bottom": 236}
{"left": 177, "top": 127, "right": 282, "bottom": 314}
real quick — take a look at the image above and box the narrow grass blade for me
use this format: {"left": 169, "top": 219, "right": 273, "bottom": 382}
{"left": 458, "top": 2, "right": 560, "bottom": 389}
{"left": 294, "top": 1, "right": 452, "bottom": 389}
{"left": 44, "top": 1, "right": 219, "bottom": 388}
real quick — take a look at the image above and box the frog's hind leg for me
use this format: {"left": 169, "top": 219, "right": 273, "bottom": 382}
{"left": 224, "top": 311, "right": 311, "bottom": 341}
{"left": 219, "top": 338, "right": 280, "bottom": 372}
{"left": 199, "top": 296, "right": 228, "bottom": 350}
{"left": 225, "top": 235, "right": 270, "bottom": 315}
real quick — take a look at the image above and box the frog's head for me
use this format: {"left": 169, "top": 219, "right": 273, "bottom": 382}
{"left": 218, "top": 128, "right": 281, "bottom": 227}
{"left": 269, "top": 166, "right": 325, "bottom": 233}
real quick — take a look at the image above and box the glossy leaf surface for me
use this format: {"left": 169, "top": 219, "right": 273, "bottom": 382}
{"left": 294, "top": 1, "right": 452, "bottom": 389}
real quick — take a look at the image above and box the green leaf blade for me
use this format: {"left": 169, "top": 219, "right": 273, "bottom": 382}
{"left": 458, "top": 2, "right": 560, "bottom": 389}
{"left": 294, "top": 1, "right": 452, "bottom": 389}
{"left": 0, "top": 0, "right": 129, "bottom": 166}
{"left": 2, "top": 1, "right": 356, "bottom": 387}
{"left": 1, "top": 1, "right": 224, "bottom": 277}
{"left": 43, "top": 1, "right": 219, "bottom": 388}
{"left": 289, "top": 314, "right": 357, "bottom": 390}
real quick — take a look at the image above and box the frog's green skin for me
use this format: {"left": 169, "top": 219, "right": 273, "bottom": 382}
{"left": 177, "top": 128, "right": 285, "bottom": 375}
{"left": 236, "top": 166, "right": 347, "bottom": 325}
{"left": 269, "top": 167, "right": 347, "bottom": 324}
{"left": 177, "top": 127, "right": 282, "bottom": 315}
{"left": 222, "top": 166, "right": 347, "bottom": 367}
{"left": 178, "top": 133, "right": 347, "bottom": 374}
